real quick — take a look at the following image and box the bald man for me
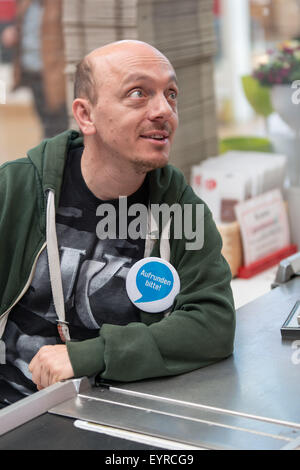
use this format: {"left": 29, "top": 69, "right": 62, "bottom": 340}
{"left": 0, "top": 41, "right": 235, "bottom": 405}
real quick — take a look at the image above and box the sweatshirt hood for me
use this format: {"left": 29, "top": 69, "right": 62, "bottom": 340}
{"left": 27, "top": 130, "right": 83, "bottom": 209}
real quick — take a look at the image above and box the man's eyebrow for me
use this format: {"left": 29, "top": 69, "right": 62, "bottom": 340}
{"left": 121, "top": 72, "right": 178, "bottom": 87}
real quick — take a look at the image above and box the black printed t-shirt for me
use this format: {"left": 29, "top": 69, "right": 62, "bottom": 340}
{"left": 0, "top": 146, "right": 148, "bottom": 404}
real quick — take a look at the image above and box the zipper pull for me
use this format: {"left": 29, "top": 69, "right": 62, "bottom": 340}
{"left": 57, "top": 320, "right": 70, "bottom": 343}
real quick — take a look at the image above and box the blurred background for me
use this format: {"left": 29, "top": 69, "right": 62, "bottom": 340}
{"left": 1, "top": 0, "right": 300, "bottom": 306}
{"left": 1, "top": 1, "right": 299, "bottom": 167}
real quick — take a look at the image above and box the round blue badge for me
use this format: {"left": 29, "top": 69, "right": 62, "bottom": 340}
{"left": 126, "top": 257, "right": 180, "bottom": 313}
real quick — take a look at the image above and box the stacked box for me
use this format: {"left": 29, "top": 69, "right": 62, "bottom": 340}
{"left": 62, "top": 0, "right": 218, "bottom": 179}
{"left": 191, "top": 150, "right": 287, "bottom": 224}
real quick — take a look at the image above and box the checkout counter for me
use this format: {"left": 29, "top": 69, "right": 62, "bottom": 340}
{"left": 1, "top": 255, "right": 300, "bottom": 450}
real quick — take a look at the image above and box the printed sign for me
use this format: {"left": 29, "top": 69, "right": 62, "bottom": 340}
{"left": 126, "top": 257, "right": 180, "bottom": 313}
{"left": 235, "top": 189, "right": 290, "bottom": 266}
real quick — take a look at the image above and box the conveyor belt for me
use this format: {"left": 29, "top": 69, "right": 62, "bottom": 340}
{"left": 48, "top": 381, "right": 300, "bottom": 450}
{"left": 2, "top": 276, "right": 300, "bottom": 449}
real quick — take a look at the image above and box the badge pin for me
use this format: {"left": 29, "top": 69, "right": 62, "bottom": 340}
{"left": 126, "top": 257, "right": 180, "bottom": 313}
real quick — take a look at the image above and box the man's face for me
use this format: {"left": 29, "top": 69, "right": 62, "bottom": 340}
{"left": 89, "top": 45, "right": 179, "bottom": 173}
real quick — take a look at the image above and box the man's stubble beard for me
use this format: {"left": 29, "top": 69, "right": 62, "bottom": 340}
{"left": 130, "top": 154, "right": 169, "bottom": 175}
{"left": 93, "top": 132, "right": 170, "bottom": 175}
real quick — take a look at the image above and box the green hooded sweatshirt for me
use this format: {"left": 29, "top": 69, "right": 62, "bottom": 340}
{"left": 0, "top": 130, "right": 235, "bottom": 382}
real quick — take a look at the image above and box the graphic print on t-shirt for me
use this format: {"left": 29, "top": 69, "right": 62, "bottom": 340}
{"left": 20, "top": 222, "right": 143, "bottom": 330}
{"left": 23, "top": 223, "right": 142, "bottom": 323}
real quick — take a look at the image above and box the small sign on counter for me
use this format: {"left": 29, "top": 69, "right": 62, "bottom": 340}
{"left": 235, "top": 189, "right": 297, "bottom": 277}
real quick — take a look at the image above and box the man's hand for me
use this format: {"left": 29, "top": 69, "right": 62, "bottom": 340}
{"left": 28, "top": 345, "right": 74, "bottom": 390}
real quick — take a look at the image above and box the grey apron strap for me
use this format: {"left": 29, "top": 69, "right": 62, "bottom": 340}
{"left": 46, "top": 190, "right": 70, "bottom": 342}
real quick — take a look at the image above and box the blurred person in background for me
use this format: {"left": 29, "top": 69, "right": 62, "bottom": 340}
{"left": 1, "top": 0, "right": 68, "bottom": 137}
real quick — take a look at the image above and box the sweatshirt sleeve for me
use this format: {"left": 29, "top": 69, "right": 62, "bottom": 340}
{"left": 67, "top": 190, "right": 236, "bottom": 381}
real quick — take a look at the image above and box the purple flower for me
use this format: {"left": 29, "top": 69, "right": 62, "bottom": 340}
{"left": 282, "top": 47, "right": 294, "bottom": 54}
{"left": 253, "top": 40, "right": 300, "bottom": 85}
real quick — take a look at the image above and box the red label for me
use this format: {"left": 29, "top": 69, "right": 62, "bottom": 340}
{"left": 205, "top": 179, "right": 217, "bottom": 190}
{"left": 194, "top": 175, "right": 202, "bottom": 187}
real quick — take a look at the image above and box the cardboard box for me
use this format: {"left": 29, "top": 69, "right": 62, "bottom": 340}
{"left": 217, "top": 221, "right": 243, "bottom": 278}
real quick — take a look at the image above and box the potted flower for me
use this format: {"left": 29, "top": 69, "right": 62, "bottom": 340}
{"left": 253, "top": 40, "right": 300, "bottom": 132}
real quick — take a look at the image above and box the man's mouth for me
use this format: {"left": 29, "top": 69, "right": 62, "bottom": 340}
{"left": 140, "top": 131, "right": 169, "bottom": 142}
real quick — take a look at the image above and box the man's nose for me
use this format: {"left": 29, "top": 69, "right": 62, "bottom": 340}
{"left": 148, "top": 93, "right": 174, "bottom": 121}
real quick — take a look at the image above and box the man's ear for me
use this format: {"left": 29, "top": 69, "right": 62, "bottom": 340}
{"left": 72, "top": 98, "right": 96, "bottom": 136}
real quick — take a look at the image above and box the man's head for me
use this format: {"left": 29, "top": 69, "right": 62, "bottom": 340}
{"left": 72, "top": 40, "right": 179, "bottom": 174}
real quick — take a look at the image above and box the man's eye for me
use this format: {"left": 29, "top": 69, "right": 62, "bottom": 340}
{"left": 128, "top": 89, "right": 144, "bottom": 98}
{"left": 169, "top": 91, "right": 177, "bottom": 100}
